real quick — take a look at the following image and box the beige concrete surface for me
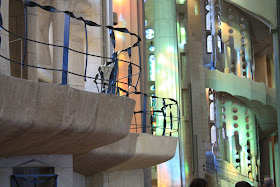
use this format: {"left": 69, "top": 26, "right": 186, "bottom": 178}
{"left": 74, "top": 133, "right": 178, "bottom": 176}
{"left": 225, "top": 0, "right": 277, "bottom": 29}
{"left": 0, "top": 73, "right": 135, "bottom": 156}
{"left": 86, "top": 169, "right": 145, "bottom": 187}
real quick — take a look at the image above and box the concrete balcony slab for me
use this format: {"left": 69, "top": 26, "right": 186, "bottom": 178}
{"left": 74, "top": 133, "right": 178, "bottom": 176}
{"left": 0, "top": 73, "right": 135, "bottom": 156}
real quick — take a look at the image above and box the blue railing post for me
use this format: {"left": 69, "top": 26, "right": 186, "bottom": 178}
{"left": 62, "top": 13, "right": 70, "bottom": 85}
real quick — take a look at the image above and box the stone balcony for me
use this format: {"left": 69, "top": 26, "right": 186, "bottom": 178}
{"left": 0, "top": 73, "right": 135, "bottom": 157}
{"left": 205, "top": 68, "right": 277, "bottom": 136}
{"left": 74, "top": 133, "right": 178, "bottom": 175}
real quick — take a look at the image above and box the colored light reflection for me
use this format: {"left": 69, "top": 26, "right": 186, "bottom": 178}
{"left": 194, "top": 1, "right": 199, "bottom": 15}
{"left": 154, "top": 0, "right": 182, "bottom": 185}
{"left": 176, "top": 0, "right": 186, "bottom": 4}
{"left": 118, "top": 14, "right": 126, "bottom": 27}
{"left": 167, "top": 46, "right": 175, "bottom": 53}
{"left": 149, "top": 55, "right": 155, "bottom": 81}
{"left": 180, "top": 27, "right": 186, "bottom": 44}
{"left": 115, "top": 31, "right": 124, "bottom": 39}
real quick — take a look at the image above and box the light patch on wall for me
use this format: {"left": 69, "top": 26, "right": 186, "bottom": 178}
{"left": 176, "top": 0, "right": 186, "bottom": 4}
{"left": 115, "top": 31, "right": 124, "bottom": 39}
{"left": 167, "top": 46, "right": 175, "bottom": 54}
{"left": 180, "top": 27, "right": 186, "bottom": 44}
{"left": 158, "top": 54, "right": 167, "bottom": 64}
{"left": 149, "top": 55, "right": 156, "bottom": 81}
{"left": 118, "top": 14, "right": 126, "bottom": 27}
{"left": 194, "top": 1, "right": 199, "bottom": 15}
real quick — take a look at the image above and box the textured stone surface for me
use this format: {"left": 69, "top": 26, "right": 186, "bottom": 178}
{"left": 0, "top": 73, "right": 135, "bottom": 156}
{"left": 205, "top": 69, "right": 276, "bottom": 109}
{"left": 74, "top": 133, "right": 178, "bottom": 176}
{"left": 206, "top": 68, "right": 277, "bottom": 134}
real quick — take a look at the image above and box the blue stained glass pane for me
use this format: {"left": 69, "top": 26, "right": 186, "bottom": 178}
{"left": 149, "top": 54, "right": 155, "bottom": 81}
{"left": 145, "top": 29, "right": 154, "bottom": 40}
{"left": 149, "top": 45, "right": 155, "bottom": 52}
{"left": 150, "top": 85, "right": 155, "bottom": 91}
{"left": 149, "top": 54, "right": 155, "bottom": 62}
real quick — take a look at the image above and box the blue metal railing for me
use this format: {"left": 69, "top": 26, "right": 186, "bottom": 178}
{"left": 0, "top": 0, "right": 181, "bottom": 136}
{"left": 11, "top": 174, "right": 58, "bottom": 187}
{"left": 131, "top": 93, "right": 180, "bottom": 136}
{"left": 0, "top": 0, "right": 142, "bottom": 95}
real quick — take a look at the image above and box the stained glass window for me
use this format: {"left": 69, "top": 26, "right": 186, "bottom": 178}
{"left": 145, "top": 29, "right": 154, "bottom": 39}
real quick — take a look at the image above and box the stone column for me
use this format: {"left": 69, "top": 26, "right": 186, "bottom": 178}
{"left": 274, "top": 1, "right": 280, "bottom": 176}
{"left": 274, "top": 137, "right": 280, "bottom": 187}
{"left": 52, "top": 0, "right": 69, "bottom": 84}
{"left": 68, "top": 38, "right": 84, "bottom": 89}
{"left": 269, "top": 140, "right": 274, "bottom": 180}
{"left": 153, "top": 0, "right": 181, "bottom": 186}
{"left": 0, "top": 0, "right": 11, "bottom": 76}
{"left": 210, "top": 0, "right": 222, "bottom": 69}
{"left": 177, "top": 0, "right": 208, "bottom": 185}
{"left": 26, "top": 6, "right": 38, "bottom": 81}
{"left": 37, "top": 6, "right": 53, "bottom": 83}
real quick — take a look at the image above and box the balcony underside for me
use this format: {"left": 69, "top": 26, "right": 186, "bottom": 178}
{"left": 205, "top": 69, "right": 277, "bottom": 135}
{"left": 74, "top": 133, "right": 178, "bottom": 176}
{"left": 0, "top": 73, "right": 135, "bottom": 157}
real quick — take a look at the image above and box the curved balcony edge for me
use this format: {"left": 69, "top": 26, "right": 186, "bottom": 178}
{"left": 205, "top": 69, "right": 277, "bottom": 135}
{"left": 205, "top": 68, "right": 276, "bottom": 109}
{"left": 74, "top": 133, "right": 178, "bottom": 176}
{"left": 0, "top": 73, "right": 135, "bottom": 157}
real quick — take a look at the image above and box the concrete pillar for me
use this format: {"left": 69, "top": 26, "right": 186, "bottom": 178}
{"left": 153, "top": 0, "right": 178, "bottom": 112}
{"left": 176, "top": 0, "right": 208, "bottom": 185}
{"left": 37, "top": 7, "right": 53, "bottom": 83}
{"left": 209, "top": 0, "right": 221, "bottom": 69}
{"left": 269, "top": 140, "right": 274, "bottom": 180}
{"left": 273, "top": 0, "right": 280, "bottom": 172}
{"left": 52, "top": 0, "right": 69, "bottom": 84}
{"left": 275, "top": 137, "right": 280, "bottom": 187}
{"left": 68, "top": 38, "right": 84, "bottom": 90}
{"left": 0, "top": 168, "right": 13, "bottom": 187}
{"left": 0, "top": 0, "right": 11, "bottom": 76}
{"left": 26, "top": 6, "right": 38, "bottom": 81}
{"left": 84, "top": 0, "right": 104, "bottom": 93}
{"left": 153, "top": 0, "right": 181, "bottom": 186}
{"left": 73, "top": 172, "right": 86, "bottom": 187}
